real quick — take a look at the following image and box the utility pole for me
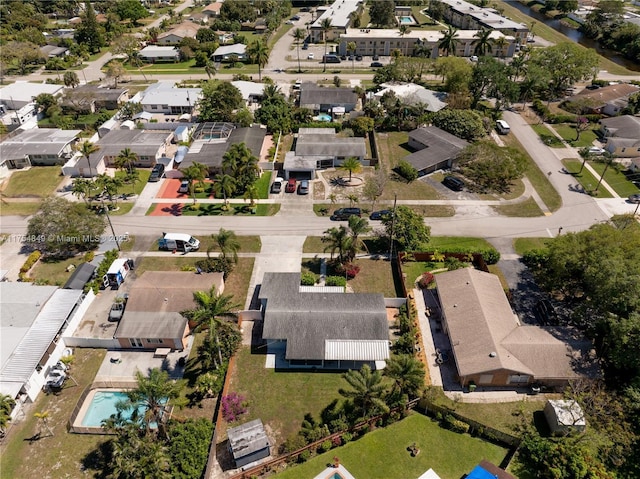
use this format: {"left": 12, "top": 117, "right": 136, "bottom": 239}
{"left": 388, "top": 193, "right": 397, "bottom": 260}
{"left": 101, "top": 193, "right": 121, "bottom": 251}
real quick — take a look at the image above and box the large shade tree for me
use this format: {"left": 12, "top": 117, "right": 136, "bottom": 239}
{"left": 381, "top": 205, "right": 431, "bottom": 252}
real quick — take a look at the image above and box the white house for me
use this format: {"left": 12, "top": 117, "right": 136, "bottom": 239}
{"left": 212, "top": 43, "right": 247, "bottom": 62}
{"left": 0, "top": 82, "right": 64, "bottom": 110}
{"left": 138, "top": 45, "right": 180, "bottom": 63}
{"left": 139, "top": 81, "right": 202, "bottom": 115}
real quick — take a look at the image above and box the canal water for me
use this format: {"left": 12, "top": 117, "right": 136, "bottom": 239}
{"left": 508, "top": 1, "right": 640, "bottom": 72}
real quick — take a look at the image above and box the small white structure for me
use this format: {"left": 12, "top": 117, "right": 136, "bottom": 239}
{"left": 544, "top": 399, "right": 586, "bottom": 435}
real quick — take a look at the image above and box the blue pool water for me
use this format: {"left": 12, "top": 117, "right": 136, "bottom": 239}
{"left": 81, "top": 390, "right": 145, "bottom": 427}
{"left": 400, "top": 16, "right": 414, "bottom": 24}
{"left": 316, "top": 114, "right": 332, "bottom": 122}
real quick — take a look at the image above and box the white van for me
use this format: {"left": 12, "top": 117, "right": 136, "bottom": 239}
{"left": 496, "top": 120, "right": 510, "bottom": 135}
{"left": 158, "top": 232, "right": 200, "bottom": 252}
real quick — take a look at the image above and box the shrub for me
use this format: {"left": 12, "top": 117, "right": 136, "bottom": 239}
{"left": 547, "top": 113, "right": 577, "bottom": 124}
{"left": 396, "top": 160, "right": 418, "bottom": 182}
{"left": 83, "top": 251, "right": 95, "bottom": 262}
{"left": 298, "top": 450, "right": 311, "bottom": 463}
{"left": 221, "top": 392, "right": 247, "bottom": 423}
{"left": 320, "top": 440, "right": 332, "bottom": 453}
{"left": 282, "top": 434, "right": 307, "bottom": 454}
{"left": 478, "top": 248, "right": 500, "bottom": 264}
{"left": 522, "top": 248, "right": 549, "bottom": 268}
{"left": 444, "top": 414, "right": 470, "bottom": 434}
{"left": 341, "top": 432, "right": 353, "bottom": 443}
{"left": 335, "top": 262, "right": 360, "bottom": 279}
{"left": 20, "top": 250, "right": 41, "bottom": 273}
{"left": 195, "top": 257, "right": 235, "bottom": 279}
{"left": 444, "top": 257, "right": 468, "bottom": 271}
{"left": 300, "top": 271, "right": 317, "bottom": 286}
{"left": 418, "top": 272, "right": 435, "bottom": 288}
{"left": 331, "top": 436, "right": 342, "bottom": 447}
{"left": 325, "top": 276, "right": 347, "bottom": 287}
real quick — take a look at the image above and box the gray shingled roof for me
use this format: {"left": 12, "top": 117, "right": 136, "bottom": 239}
{"left": 181, "top": 125, "right": 266, "bottom": 169}
{"left": 1, "top": 128, "right": 81, "bottom": 159}
{"left": 299, "top": 84, "right": 357, "bottom": 109}
{"left": 600, "top": 115, "right": 640, "bottom": 139}
{"left": 295, "top": 133, "right": 366, "bottom": 158}
{"left": 261, "top": 273, "right": 389, "bottom": 361}
{"left": 405, "top": 126, "right": 469, "bottom": 171}
{"left": 92, "top": 129, "right": 172, "bottom": 161}
{"left": 115, "top": 311, "right": 187, "bottom": 339}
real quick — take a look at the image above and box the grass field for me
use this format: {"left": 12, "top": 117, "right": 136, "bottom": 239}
{"left": 2, "top": 167, "right": 64, "bottom": 198}
{"left": 225, "top": 347, "right": 345, "bottom": 447}
{"left": 493, "top": 197, "right": 544, "bottom": 217}
{"left": 530, "top": 124, "right": 564, "bottom": 148}
{"left": 561, "top": 159, "right": 614, "bottom": 198}
{"left": 588, "top": 161, "right": 640, "bottom": 198}
{"left": 30, "top": 256, "right": 85, "bottom": 286}
{"left": 551, "top": 124, "right": 598, "bottom": 148}
{"left": 274, "top": 413, "right": 508, "bottom": 479}
{"left": 0, "top": 201, "right": 41, "bottom": 216}
{"left": 514, "top": 237, "right": 550, "bottom": 255}
{"left": 349, "top": 258, "right": 401, "bottom": 297}
{"left": 113, "top": 169, "right": 151, "bottom": 196}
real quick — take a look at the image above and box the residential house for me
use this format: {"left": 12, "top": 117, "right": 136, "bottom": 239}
{"left": 138, "top": 45, "right": 180, "bottom": 63}
{"left": 309, "top": 0, "right": 363, "bottom": 43}
{"left": 180, "top": 122, "right": 266, "bottom": 176}
{"left": 227, "top": 419, "right": 271, "bottom": 468}
{"left": 202, "top": 2, "right": 223, "bottom": 19}
{"left": 375, "top": 83, "right": 447, "bottom": 112}
{"left": 140, "top": 81, "right": 202, "bottom": 115}
{"left": 0, "top": 128, "right": 81, "bottom": 175}
{"left": 299, "top": 83, "right": 358, "bottom": 113}
{"left": 157, "top": 22, "right": 200, "bottom": 45}
{"left": 566, "top": 84, "right": 640, "bottom": 116}
{"left": 0, "top": 283, "right": 88, "bottom": 402}
{"left": 435, "top": 268, "right": 598, "bottom": 389}
{"left": 92, "top": 129, "right": 173, "bottom": 168}
{"left": 544, "top": 399, "right": 586, "bottom": 436}
{"left": 284, "top": 128, "right": 367, "bottom": 179}
{"left": 231, "top": 80, "right": 266, "bottom": 105}
{"left": 338, "top": 28, "right": 517, "bottom": 58}
{"left": 0, "top": 82, "right": 64, "bottom": 110}
{"left": 114, "top": 271, "right": 224, "bottom": 351}
{"left": 40, "top": 45, "right": 69, "bottom": 58}
{"left": 599, "top": 115, "right": 640, "bottom": 158}
{"left": 212, "top": 43, "right": 247, "bottom": 62}
{"left": 1, "top": 103, "right": 38, "bottom": 130}
{"left": 61, "top": 85, "right": 129, "bottom": 114}
{"left": 259, "top": 272, "right": 390, "bottom": 369}
{"left": 187, "top": 11, "right": 209, "bottom": 24}
{"left": 438, "top": 0, "right": 529, "bottom": 44}
{"left": 404, "top": 126, "right": 469, "bottom": 176}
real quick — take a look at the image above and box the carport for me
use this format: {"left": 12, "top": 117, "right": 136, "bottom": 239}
{"left": 283, "top": 152, "right": 323, "bottom": 180}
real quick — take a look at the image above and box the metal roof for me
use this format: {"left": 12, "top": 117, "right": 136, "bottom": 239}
{"left": 0, "top": 289, "right": 82, "bottom": 383}
{"left": 227, "top": 418, "right": 270, "bottom": 460}
{"left": 63, "top": 262, "right": 96, "bottom": 290}
{"left": 1, "top": 128, "right": 81, "bottom": 160}
{"left": 295, "top": 134, "right": 366, "bottom": 158}
{"left": 325, "top": 340, "right": 390, "bottom": 361}
{"left": 114, "top": 311, "right": 187, "bottom": 339}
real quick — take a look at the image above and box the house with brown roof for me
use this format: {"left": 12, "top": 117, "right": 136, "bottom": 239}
{"left": 202, "top": 2, "right": 223, "bottom": 18}
{"left": 157, "top": 22, "right": 201, "bottom": 45}
{"left": 435, "top": 268, "right": 597, "bottom": 390}
{"left": 568, "top": 84, "right": 640, "bottom": 116}
{"left": 114, "top": 271, "right": 224, "bottom": 351}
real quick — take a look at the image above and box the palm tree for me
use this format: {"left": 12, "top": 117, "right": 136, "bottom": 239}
{"left": 96, "top": 174, "right": 123, "bottom": 208}
{"left": 339, "top": 364, "right": 389, "bottom": 420}
{"left": 509, "top": 54, "right": 527, "bottom": 81}
{"left": 347, "top": 215, "right": 371, "bottom": 260}
{"left": 347, "top": 41, "right": 357, "bottom": 72}
{"left": 124, "top": 168, "right": 140, "bottom": 196}
{"left": 183, "top": 286, "right": 240, "bottom": 368}
{"left": 211, "top": 228, "right": 241, "bottom": 264}
{"left": 320, "top": 17, "right": 333, "bottom": 73}
{"left": 322, "top": 225, "right": 353, "bottom": 264}
{"left": 246, "top": 39, "right": 269, "bottom": 81}
{"left": 399, "top": 24, "right": 410, "bottom": 57}
{"left": 77, "top": 140, "right": 100, "bottom": 177}
{"left": 181, "top": 162, "right": 208, "bottom": 204}
{"left": 71, "top": 178, "right": 95, "bottom": 205}
{"left": 63, "top": 71, "right": 80, "bottom": 88}
{"left": 115, "top": 147, "right": 137, "bottom": 173}
{"left": 243, "top": 183, "right": 258, "bottom": 206}
{"left": 472, "top": 28, "right": 493, "bottom": 56}
{"left": 118, "top": 369, "right": 186, "bottom": 438}
{"left": 438, "top": 25, "right": 459, "bottom": 57}
{"left": 34, "top": 410, "right": 54, "bottom": 437}
{"left": 0, "top": 394, "right": 16, "bottom": 437}
{"left": 493, "top": 36, "right": 508, "bottom": 59}
{"left": 384, "top": 354, "right": 425, "bottom": 400}
{"left": 594, "top": 151, "right": 615, "bottom": 193}
{"left": 292, "top": 28, "right": 306, "bottom": 73}
{"left": 340, "top": 157, "right": 362, "bottom": 183}
{"left": 578, "top": 147, "right": 593, "bottom": 174}
{"left": 346, "top": 193, "right": 359, "bottom": 207}
{"left": 213, "top": 173, "right": 236, "bottom": 208}
{"left": 204, "top": 60, "right": 217, "bottom": 80}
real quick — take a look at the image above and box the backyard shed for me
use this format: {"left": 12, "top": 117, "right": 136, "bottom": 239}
{"left": 227, "top": 419, "right": 270, "bottom": 468}
{"left": 544, "top": 399, "right": 586, "bottom": 435}
{"left": 63, "top": 262, "right": 96, "bottom": 290}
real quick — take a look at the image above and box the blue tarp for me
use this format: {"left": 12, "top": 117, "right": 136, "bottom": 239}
{"left": 467, "top": 465, "right": 497, "bottom": 479}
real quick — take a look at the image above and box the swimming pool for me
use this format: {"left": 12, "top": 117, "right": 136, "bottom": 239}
{"left": 80, "top": 389, "right": 147, "bottom": 427}
{"left": 316, "top": 114, "right": 332, "bottom": 122}
{"left": 399, "top": 15, "right": 415, "bottom": 24}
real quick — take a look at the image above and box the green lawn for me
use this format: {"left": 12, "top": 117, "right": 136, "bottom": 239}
{"left": 0, "top": 201, "right": 41, "bottom": 216}
{"left": 513, "top": 237, "right": 551, "bottom": 255}
{"left": 428, "top": 236, "right": 494, "bottom": 251}
{"left": 349, "top": 258, "right": 402, "bottom": 297}
{"left": 123, "top": 58, "right": 204, "bottom": 73}
{"left": 274, "top": 414, "right": 508, "bottom": 479}
{"left": 493, "top": 197, "right": 544, "bottom": 217}
{"left": 530, "top": 124, "right": 564, "bottom": 148}
{"left": 30, "top": 256, "right": 85, "bottom": 286}
{"left": 588, "top": 161, "right": 640, "bottom": 198}
{"left": 0, "top": 349, "right": 108, "bottom": 479}
{"left": 551, "top": 124, "right": 598, "bottom": 148}
{"left": 561, "top": 159, "right": 614, "bottom": 198}
{"left": 114, "top": 169, "right": 151, "bottom": 196}
{"left": 226, "top": 347, "right": 345, "bottom": 447}
{"left": 194, "top": 235, "right": 262, "bottom": 254}
{"left": 179, "top": 203, "right": 278, "bottom": 216}
{"left": 2, "top": 166, "right": 64, "bottom": 197}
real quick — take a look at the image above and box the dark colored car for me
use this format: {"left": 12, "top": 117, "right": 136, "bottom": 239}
{"left": 355, "top": 55, "right": 363, "bottom": 61}
{"left": 297, "top": 179, "right": 309, "bottom": 195}
{"left": 291, "top": 15, "right": 300, "bottom": 21}
{"left": 370, "top": 210, "right": 392, "bottom": 220}
{"left": 285, "top": 178, "right": 296, "bottom": 193}
{"left": 372, "top": 54, "right": 379, "bottom": 60}
{"left": 331, "top": 207, "right": 362, "bottom": 220}
{"left": 585, "top": 84, "right": 601, "bottom": 90}
{"left": 370, "top": 61, "right": 383, "bottom": 67}
{"left": 442, "top": 176, "right": 464, "bottom": 191}
{"left": 340, "top": 55, "right": 347, "bottom": 60}
{"left": 149, "top": 163, "right": 165, "bottom": 182}
{"left": 534, "top": 299, "right": 558, "bottom": 326}
{"left": 348, "top": 55, "right": 355, "bottom": 61}
{"left": 628, "top": 193, "right": 640, "bottom": 204}
{"left": 302, "top": 43, "right": 308, "bottom": 50}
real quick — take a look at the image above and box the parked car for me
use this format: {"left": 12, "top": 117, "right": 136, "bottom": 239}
{"left": 307, "top": 53, "right": 314, "bottom": 59}
{"left": 442, "top": 176, "right": 464, "bottom": 191}
{"left": 534, "top": 299, "right": 558, "bottom": 326}
{"left": 45, "top": 370, "right": 66, "bottom": 389}
{"left": 370, "top": 61, "right": 383, "bottom": 67}
{"left": 148, "top": 163, "right": 165, "bottom": 182}
{"left": 628, "top": 193, "right": 640, "bottom": 204}
{"left": 178, "top": 179, "right": 190, "bottom": 193}
{"left": 291, "top": 15, "right": 300, "bottom": 21}
{"left": 355, "top": 55, "right": 363, "bottom": 61}
{"left": 331, "top": 207, "right": 361, "bottom": 220}
{"left": 297, "top": 179, "right": 309, "bottom": 195}
{"left": 495, "top": 119, "right": 510, "bottom": 135}
{"left": 470, "top": 55, "right": 479, "bottom": 62}
{"left": 588, "top": 146, "right": 605, "bottom": 155}
{"left": 322, "top": 54, "right": 341, "bottom": 63}
{"left": 302, "top": 43, "right": 308, "bottom": 50}
{"left": 585, "top": 84, "right": 601, "bottom": 90}
{"left": 108, "top": 293, "right": 129, "bottom": 322}
{"left": 340, "top": 55, "right": 347, "bottom": 60}
{"left": 348, "top": 55, "right": 355, "bottom": 61}
{"left": 370, "top": 210, "right": 392, "bottom": 220}
{"left": 271, "top": 177, "right": 283, "bottom": 194}
{"left": 285, "top": 178, "right": 296, "bottom": 193}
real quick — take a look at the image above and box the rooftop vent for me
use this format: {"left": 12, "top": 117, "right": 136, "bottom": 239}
{"left": 489, "top": 351, "right": 497, "bottom": 358}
